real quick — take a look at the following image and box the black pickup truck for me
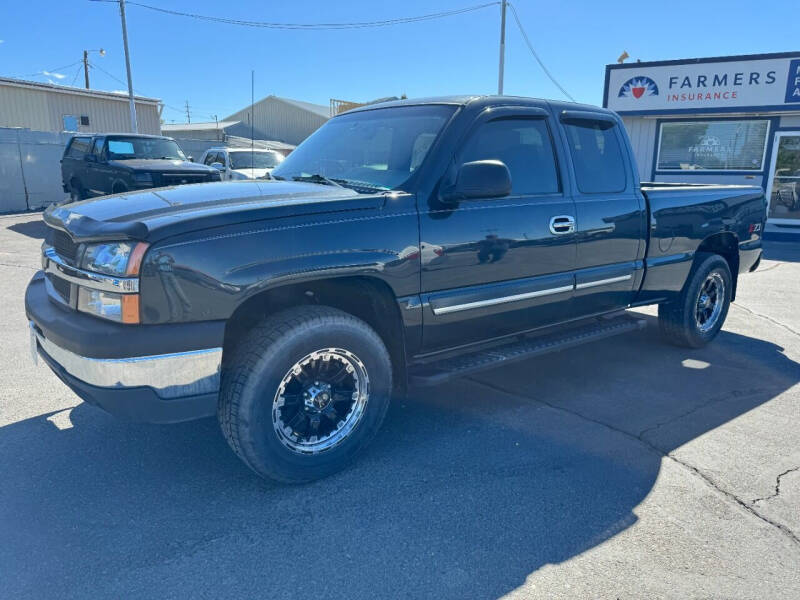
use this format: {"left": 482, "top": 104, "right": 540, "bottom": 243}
{"left": 61, "top": 133, "right": 221, "bottom": 202}
{"left": 27, "top": 96, "right": 765, "bottom": 482}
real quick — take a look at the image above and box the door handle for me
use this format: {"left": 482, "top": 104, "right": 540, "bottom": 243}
{"left": 549, "top": 215, "right": 575, "bottom": 235}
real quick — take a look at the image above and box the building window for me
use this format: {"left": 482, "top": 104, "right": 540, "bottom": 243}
{"left": 80, "top": 115, "right": 90, "bottom": 126}
{"left": 657, "top": 119, "right": 769, "bottom": 171}
{"left": 62, "top": 115, "right": 79, "bottom": 132}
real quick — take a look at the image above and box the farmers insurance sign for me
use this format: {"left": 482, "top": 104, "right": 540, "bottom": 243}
{"left": 605, "top": 54, "right": 800, "bottom": 114}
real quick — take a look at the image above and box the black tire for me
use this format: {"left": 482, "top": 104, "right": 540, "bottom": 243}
{"left": 69, "top": 179, "right": 84, "bottom": 203}
{"left": 658, "top": 253, "right": 732, "bottom": 348}
{"left": 218, "top": 306, "right": 392, "bottom": 483}
{"left": 112, "top": 182, "right": 128, "bottom": 195}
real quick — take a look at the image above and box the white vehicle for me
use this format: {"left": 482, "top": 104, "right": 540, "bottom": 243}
{"left": 199, "top": 147, "right": 285, "bottom": 180}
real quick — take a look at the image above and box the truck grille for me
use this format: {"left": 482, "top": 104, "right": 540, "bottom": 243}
{"left": 48, "top": 229, "right": 80, "bottom": 264}
{"left": 159, "top": 173, "right": 212, "bottom": 186}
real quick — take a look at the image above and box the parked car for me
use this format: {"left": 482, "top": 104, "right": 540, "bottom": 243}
{"left": 28, "top": 95, "right": 765, "bottom": 483}
{"left": 198, "top": 147, "right": 285, "bottom": 180}
{"left": 61, "top": 133, "right": 221, "bottom": 202}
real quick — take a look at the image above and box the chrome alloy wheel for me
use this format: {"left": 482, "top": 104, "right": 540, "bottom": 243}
{"left": 695, "top": 272, "right": 725, "bottom": 333}
{"left": 272, "top": 348, "right": 370, "bottom": 454}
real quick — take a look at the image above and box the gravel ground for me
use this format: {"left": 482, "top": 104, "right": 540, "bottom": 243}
{"left": 1, "top": 211, "right": 798, "bottom": 599}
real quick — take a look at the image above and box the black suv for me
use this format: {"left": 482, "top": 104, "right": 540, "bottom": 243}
{"left": 61, "top": 133, "right": 221, "bottom": 202}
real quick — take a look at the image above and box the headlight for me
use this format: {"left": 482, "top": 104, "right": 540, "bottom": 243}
{"left": 133, "top": 172, "right": 153, "bottom": 185}
{"left": 75, "top": 241, "right": 148, "bottom": 323}
{"left": 81, "top": 242, "right": 135, "bottom": 276}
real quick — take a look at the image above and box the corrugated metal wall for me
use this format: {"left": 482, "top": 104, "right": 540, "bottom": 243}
{"left": 0, "top": 84, "right": 160, "bottom": 135}
{"left": 621, "top": 116, "right": 657, "bottom": 182}
{"left": 0, "top": 128, "right": 71, "bottom": 212}
{"left": 226, "top": 98, "right": 328, "bottom": 145}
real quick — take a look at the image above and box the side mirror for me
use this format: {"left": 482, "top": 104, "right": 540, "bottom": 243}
{"left": 210, "top": 161, "right": 226, "bottom": 172}
{"left": 441, "top": 160, "right": 511, "bottom": 202}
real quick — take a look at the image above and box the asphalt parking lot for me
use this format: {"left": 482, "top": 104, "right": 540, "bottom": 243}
{"left": 1, "top": 211, "right": 799, "bottom": 599}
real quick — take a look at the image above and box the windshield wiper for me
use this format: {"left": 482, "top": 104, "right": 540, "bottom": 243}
{"left": 291, "top": 174, "right": 344, "bottom": 188}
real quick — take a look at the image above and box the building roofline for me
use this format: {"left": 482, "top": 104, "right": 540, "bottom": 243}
{"left": 0, "top": 76, "right": 161, "bottom": 104}
{"left": 605, "top": 50, "right": 800, "bottom": 71}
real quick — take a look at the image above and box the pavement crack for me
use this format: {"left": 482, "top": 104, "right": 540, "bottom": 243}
{"left": 752, "top": 466, "right": 800, "bottom": 506}
{"left": 732, "top": 303, "right": 800, "bottom": 339}
{"left": 637, "top": 388, "right": 772, "bottom": 439}
{"left": 466, "top": 376, "right": 800, "bottom": 547}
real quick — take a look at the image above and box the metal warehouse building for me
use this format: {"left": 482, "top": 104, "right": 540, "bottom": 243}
{"left": 224, "top": 95, "right": 330, "bottom": 146}
{"left": 605, "top": 51, "right": 800, "bottom": 231}
{"left": 0, "top": 77, "right": 161, "bottom": 134}
{"left": 0, "top": 77, "right": 162, "bottom": 211}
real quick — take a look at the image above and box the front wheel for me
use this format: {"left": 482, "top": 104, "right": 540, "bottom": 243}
{"left": 218, "top": 306, "right": 392, "bottom": 483}
{"left": 658, "top": 253, "right": 732, "bottom": 348}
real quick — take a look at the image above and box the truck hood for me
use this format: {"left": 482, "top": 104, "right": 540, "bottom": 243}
{"left": 44, "top": 180, "right": 384, "bottom": 243}
{"left": 108, "top": 158, "right": 214, "bottom": 172}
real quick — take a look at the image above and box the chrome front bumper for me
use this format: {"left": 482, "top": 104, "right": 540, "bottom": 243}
{"left": 30, "top": 321, "right": 222, "bottom": 399}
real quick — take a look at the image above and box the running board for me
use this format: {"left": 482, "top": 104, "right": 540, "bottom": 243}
{"left": 409, "top": 313, "right": 646, "bottom": 387}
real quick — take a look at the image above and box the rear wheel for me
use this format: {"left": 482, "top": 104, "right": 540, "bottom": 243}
{"left": 218, "top": 306, "right": 392, "bottom": 483}
{"left": 658, "top": 253, "right": 732, "bottom": 348}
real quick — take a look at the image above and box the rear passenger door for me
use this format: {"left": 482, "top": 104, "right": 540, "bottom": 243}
{"left": 557, "top": 110, "right": 646, "bottom": 316}
{"left": 419, "top": 107, "right": 577, "bottom": 352}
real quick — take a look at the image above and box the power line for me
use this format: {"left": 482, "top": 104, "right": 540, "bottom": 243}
{"left": 507, "top": 3, "right": 574, "bottom": 102}
{"left": 88, "top": 60, "right": 196, "bottom": 117}
{"left": 10, "top": 60, "right": 83, "bottom": 80}
{"left": 91, "top": 0, "right": 500, "bottom": 30}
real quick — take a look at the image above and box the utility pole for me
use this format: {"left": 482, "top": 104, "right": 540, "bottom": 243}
{"left": 497, "top": 0, "right": 507, "bottom": 95}
{"left": 185, "top": 100, "right": 191, "bottom": 124}
{"left": 212, "top": 114, "right": 219, "bottom": 141}
{"left": 118, "top": 0, "right": 138, "bottom": 132}
{"left": 83, "top": 50, "right": 90, "bottom": 89}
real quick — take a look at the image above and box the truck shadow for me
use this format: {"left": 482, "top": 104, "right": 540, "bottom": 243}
{"left": 1, "top": 316, "right": 797, "bottom": 599}
{"left": 6, "top": 218, "right": 47, "bottom": 240}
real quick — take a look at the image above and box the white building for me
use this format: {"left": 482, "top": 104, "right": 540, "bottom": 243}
{"left": 605, "top": 51, "right": 800, "bottom": 232}
{"left": 0, "top": 77, "right": 161, "bottom": 135}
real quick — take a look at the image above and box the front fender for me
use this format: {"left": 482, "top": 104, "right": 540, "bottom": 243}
{"left": 138, "top": 202, "right": 420, "bottom": 324}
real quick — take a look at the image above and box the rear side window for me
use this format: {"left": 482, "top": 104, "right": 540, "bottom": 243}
{"left": 563, "top": 120, "right": 627, "bottom": 194}
{"left": 461, "top": 118, "right": 560, "bottom": 195}
{"left": 66, "top": 137, "right": 91, "bottom": 158}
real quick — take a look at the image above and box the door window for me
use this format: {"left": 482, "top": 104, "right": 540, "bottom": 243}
{"left": 91, "top": 137, "right": 105, "bottom": 158}
{"left": 563, "top": 121, "right": 627, "bottom": 194}
{"left": 461, "top": 119, "right": 560, "bottom": 195}
{"left": 204, "top": 152, "right": 220, "bottom": 166}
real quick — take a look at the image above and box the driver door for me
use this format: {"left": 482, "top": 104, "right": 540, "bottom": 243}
{"left": 419, "top": 106, "right": 577, "bottom": 352}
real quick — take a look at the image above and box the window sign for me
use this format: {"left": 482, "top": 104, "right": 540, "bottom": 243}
{"left": 657, "top": 120, "right": 769, "bottom": 171}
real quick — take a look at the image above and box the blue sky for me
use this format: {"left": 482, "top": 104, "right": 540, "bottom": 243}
{"left": 0, "top": 0, "right": 790, "bottom": 124}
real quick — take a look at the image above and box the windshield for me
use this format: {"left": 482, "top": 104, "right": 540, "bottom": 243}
{"left": 271, "top": 104, "right": 456, "bottom": 191}
{"left": 229, "top": 151, "right": 283, "bottom": 170}
{"left": 106, "top": 137, "right": 186, "bottom": 160}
